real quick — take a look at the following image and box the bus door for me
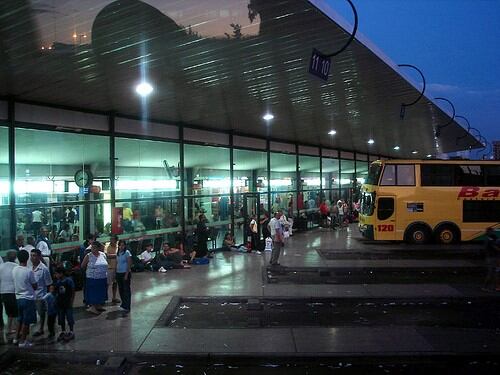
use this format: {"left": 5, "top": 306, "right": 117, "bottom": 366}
{"left": 375, "top": 196, "right": 397, "bottom": 240}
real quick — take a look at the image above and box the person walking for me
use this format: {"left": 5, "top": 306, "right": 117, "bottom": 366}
{"left": 115, "top": 240, "right": 132, "bottom": 317}
{"left": 82, "top": 241, "right": 108, "bottom": 314}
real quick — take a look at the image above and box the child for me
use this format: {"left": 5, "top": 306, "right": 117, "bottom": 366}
{"left": 54, "top": 267, "right": 75, "bottom": 342}
{"left": 43, "top": 285, "right": 57, "bottom": 339}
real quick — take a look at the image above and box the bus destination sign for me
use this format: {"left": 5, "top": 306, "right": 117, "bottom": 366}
{"left": 309, "top": 48, "right": 331, "bottom": 81}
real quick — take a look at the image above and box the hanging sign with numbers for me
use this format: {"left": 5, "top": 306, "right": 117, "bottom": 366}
{"left": 308, "top": 48, "right": 331, "bottom": 81}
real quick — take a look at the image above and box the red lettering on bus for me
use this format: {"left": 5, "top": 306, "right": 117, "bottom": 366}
{"left": 457, "top": 186, "right": 480, "bottom": 198}
{"left": 483, "top": 189, "right": 499, "bottom": 198}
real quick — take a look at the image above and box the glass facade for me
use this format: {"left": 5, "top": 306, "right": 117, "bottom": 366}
{"left": 0, "top": 127, "right": 10, "bottom": 249}
{"left": 0, "top": 107, "right": 381, "bottom": 252}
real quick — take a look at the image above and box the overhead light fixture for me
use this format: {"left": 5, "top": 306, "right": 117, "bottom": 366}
{"left": 411, "top": 150, "right": 418, "bottom": 154}
{"left": 135, "top": 82, "right": 153, "bottom": 97}
{"left": 328, "top": 130, "right": 337, "bottom": 135}
{"left": 393, "top": 146, "right": 400, "bottom": 151}
{"left": 262, "top": 113, "right": 274, "bottom": 121}
{"left": 367, "top": 139, "right": 375, "bottom": 145}
{"left": 426, "top": 154, "right": 432, "bottom": 158}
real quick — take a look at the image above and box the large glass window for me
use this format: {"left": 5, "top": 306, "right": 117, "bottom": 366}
{"left": 299, "top": 155, "right": 320, "bottom": 191}
{"left": 0, "top": 127, "right": 8, "bottom": 206}
{"left": 0, "top": 127, "right": 10, "bottom": 249}
{"left": 233, "top": 149, "right": 267, "bottom": 193}
{"left": 270, "top": 152, "right": 296, "bottom": 192}
{"left": 184, "top": 144, "right": 230, "bottom": 196}
{"left": 14, "top": 128, "right": 110, "bottom": 241}
{"left": 340, "top": 159, "right": 355, "bottom": 203}
{"left": 184, "top": 196, "right": 230, "bottom": 249}
{"left": 322, "top": 157, "right": 339, "bottom": 190}
{"left": 15, "top": 129, "right": 109, "bottom": 204}
{"left": 115, "top": 138, "right": 180, "bottom": 200}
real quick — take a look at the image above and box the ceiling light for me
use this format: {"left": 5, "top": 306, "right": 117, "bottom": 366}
{"left": 393, "top": 146, "right": 400, "bottom": 150}
{"left": 411, "top": 150, "right": 418, "bottom": 154}
{"left": 426, "top": 154, "right": 432, "bottom": 158}
{"left": 135, "top": 82, "right": 153, "bottom": 97}
{"left": 328, "top": 130, "right": 337, "bottom": 135}
{"left": 367, "top": 139, "right": 375, "bottom": 145}
{"left": 262, "top": 113, "right": 274, "bottom": 121}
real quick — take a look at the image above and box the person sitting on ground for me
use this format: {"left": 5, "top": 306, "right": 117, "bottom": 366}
{"left": 138, "top": 243, "right": 155, "bottom": 271}
{"left": 178, "top": 242, "right": 196, "bottom": 263}
{"left": 222, "top": 232, "right": 247, "bottom": 252}
{"left": 157, "top": 243, "right": 191, "bottom": 272}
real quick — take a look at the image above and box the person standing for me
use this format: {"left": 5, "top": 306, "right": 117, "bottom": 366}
{"left": 105, "top": 235, "right": 120, "bottom": 304}
{"left": 269, "top": 211, "right": 284, "bottom": 266}
{"left": 249, "top": 215, "right": 259, "bottom": 252}
{"left": 82, "top": 241, "right": 108, "bottom": 314}
{"left": 195, "top": 214, "right": 209, "bottom": 258}
{"left": 115, "top": 240, "right": 132, "bottom": 317}
{"left": 12, "top": 250, "right": 38, "bottom": 347}
{"left": 54, "top": 267, "right": 76, "bottom": 341}
{"left": 0, "top": 251, "right": 19, "bottom": 335}
{"left": 30, "top": 249, "right": 52, "bottom": 337}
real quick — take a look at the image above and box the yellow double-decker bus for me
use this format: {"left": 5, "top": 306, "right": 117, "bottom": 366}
{"left": 359, "top": 159, "right": 500, "bottom": 244}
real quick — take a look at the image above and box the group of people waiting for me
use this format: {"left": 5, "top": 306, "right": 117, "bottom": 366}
{"left": 0, "top": 249, "right": 75, "bottom": 348}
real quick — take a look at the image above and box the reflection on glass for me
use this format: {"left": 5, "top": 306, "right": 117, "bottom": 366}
{"left": 270, "top": 152, "right": 296, "bottom": 191}
{"left": 115, "top": 199, "right": 181, "bottom": 235}
{"left": 233, "top": 149, "right": 267, "bottom": 193}
{"left": 15, "top": 128, "right": 109, "bottom": 204}
{"left": 115, "top": 138, "right": 180, "bottom": 199}
{"left": 184, "top": 144, "right": 230, "bottom": 195}
{"left": 299, "top": 155, "right": 320, "bottom": 190}
{"left": 322, "top": 157, "right": 339, "bottom": 190}
{"left": 0, "top": 127, "right": 8, "bottom": 206}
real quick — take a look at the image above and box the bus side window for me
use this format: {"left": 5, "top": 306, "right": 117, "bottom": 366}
{"left": 377, "top": 198, "right": 394, "bottom": 220}
{"left": 380, "top": 165, "right": 396, "bottom": 186}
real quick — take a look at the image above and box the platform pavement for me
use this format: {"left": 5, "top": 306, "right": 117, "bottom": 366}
{"left": 1, "top": 225, "right": 498, "bottom": 356}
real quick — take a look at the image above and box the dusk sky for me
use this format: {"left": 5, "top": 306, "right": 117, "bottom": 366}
{"left": 330, "top": 0, "right": 500, "bottom": 156}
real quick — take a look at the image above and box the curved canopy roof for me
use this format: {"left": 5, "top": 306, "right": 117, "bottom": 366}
{"left": 0, "top": 0, "right": 481, "bottom": 157}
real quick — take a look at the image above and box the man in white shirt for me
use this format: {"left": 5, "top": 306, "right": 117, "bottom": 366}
{"left": 30, "top": 249, "right": 53, "bottom": 337}
{"left": 31, "top": 209, "right": 43, "bottom": 236}
{"left": 12, "top": 250, "right": 38, "bottom": 348}
{"left": 139, "top": 243, "right": 155, "bottom": 271}
{"left": 0, "top": 251, "right": 18, "bottom": 333}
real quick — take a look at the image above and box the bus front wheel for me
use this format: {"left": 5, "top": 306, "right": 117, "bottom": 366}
{"left": 434, "top": 224, "right": 460, "bottom": 244}
{"left": 405, "top": 224, "right": 431, "bottom": 244}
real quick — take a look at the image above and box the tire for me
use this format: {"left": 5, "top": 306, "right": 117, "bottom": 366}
{"left": 406, "top": 224, "right": 431, "bottom": 244}
{"left": 435, "top": 224, "right": 460, "bottom": 244}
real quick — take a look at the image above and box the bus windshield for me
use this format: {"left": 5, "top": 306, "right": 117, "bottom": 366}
{"left": 366, "top": 163, "right": 382, "bottom": 185}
